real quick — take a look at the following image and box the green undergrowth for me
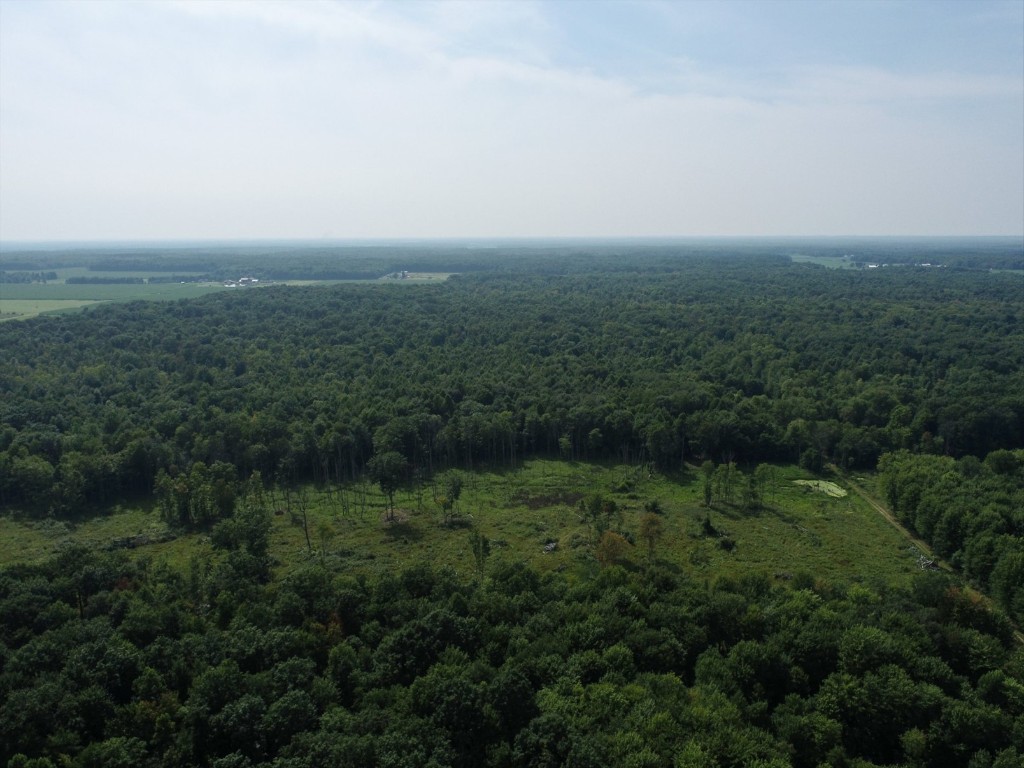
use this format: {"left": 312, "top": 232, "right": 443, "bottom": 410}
{"left": 0, "top": 460, "right": 919, "bottom": 589}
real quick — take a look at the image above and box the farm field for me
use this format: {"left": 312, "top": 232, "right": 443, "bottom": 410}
{"left": 0, "top": 280, "right": 228, "bottom": 303}
{"left": 382, "top": 271, "right": 453, "bottom": 281}
{"left": 0, "top": 298, "right": 108, "bottom": 321}
{"left": 788, "top": 253, "right": 857, "bottom": 268}
{"left": 0, "top": 270, "right": 445, "bottom": 319}
{"left": 55, "top": 266, "right": 209, "bottom": 280}
{"left": 0, "top": 460, "right": 918, "bottom": 589}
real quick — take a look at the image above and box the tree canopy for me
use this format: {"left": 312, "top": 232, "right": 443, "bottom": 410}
{"left": 3, "top": 247, "right": 1021, "bottom": 518}
{"left": 1, "top": 545, "right": 1022, "bottom": 767}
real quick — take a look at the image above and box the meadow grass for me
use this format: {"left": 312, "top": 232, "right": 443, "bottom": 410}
{"left": 0, "top": 281, "right": 228, "bottom": 303}
{"left": 272, "top": 460, "right": 918, "bottom": 587}
{"left": 0, "top": 516, "right": 62, "bottom": 563}
{"left": 0, "top": 299, "right": 108, "bottom": 322}
{"left": 792, "top": 479, "right": 847, "bottom": 497}
{"left": 0, "top": 461, "right": 919, "bottom": 589}
{"left": 0, "top": 503, "right": 175, "bottom": 564}
{"left": 387, "top": 272, "right": 453, "bottom": 281}
{"left": 0, "top": 271, "right": 449, "bottom": 319}
{"left": 55, "top": 267, "right": 207, "bottom": 280}
{"left": 788, "top": 254, "right": 858, "bottom": 269}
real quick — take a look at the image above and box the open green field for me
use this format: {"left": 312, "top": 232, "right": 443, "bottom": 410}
{"left": 0, "top": 298, "right": 109, "bottom": 321}
{"left": 382, "top": 272, "right": 453, "bottom": 281}
{"left": 0, "top": 265, "right": 232, "bottom": 312}
{"left": 0, "top": 272, "right": 449, "bottom": 319}
{"left": 0, "top": 461, "right": 920, "bottom": 588}
{"left": 54, "top": 266, "right": 209, "bottom": 280}
{"left": 0, "top": 281, "right": 228, "bottom": 303}
{"left": 0, "top": 278, "right": 232, "bottom": 320}
{"left": 788, "top": 254, "right": 858, "bottom": 269}
{"left": 276, "top": 460, "right": 919, "bottom": 587}
{"left": 792, "top": 479, "right": 847, "bottom": 497}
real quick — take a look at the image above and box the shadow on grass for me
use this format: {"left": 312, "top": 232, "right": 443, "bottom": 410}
{"left": 382, "top": 521, "right": 422, "bottom": 542}
{"left": 708, "top": 501, "right": 801, "bottom": 527}
{"left": 707, "top": 502, "right": 748, "bottom": 522}
{"left": 759, "top": 503, "right": 802, "bottom": 527}
{"left": 3, "top": 493, "right": 158, "bottom": 525}
{"left": 660, "top": 466, "right": 694, "bottom": 486}
{"left": 648, "top": 558, "right": 685, "bottom": 574}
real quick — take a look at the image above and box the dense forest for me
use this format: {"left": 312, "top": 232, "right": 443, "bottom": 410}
{"left": 879, "top": 451, "right": 1024, "bottom": 623}
{"left": 3, "top": 249, "right": 1022, "bottom": 510}
{"left": 1, "top": 241, "right": 1022, "bottom": 766}
{"left": 2, "top": 545, "right": 1022, "bottom": 768}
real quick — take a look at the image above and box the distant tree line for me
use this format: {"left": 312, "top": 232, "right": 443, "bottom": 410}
{"left": 0, "top": 271, "right": 58, "bottom": 284}
{"left": 66, "top": 276, "right": 145, "bottom": 284}
{"left": 4, "top": 237, "right": 1020, "bottom": 280}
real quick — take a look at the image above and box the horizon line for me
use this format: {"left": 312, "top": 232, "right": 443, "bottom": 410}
{"left": 3, "top": 233, "right": 1023, "bottom": 248}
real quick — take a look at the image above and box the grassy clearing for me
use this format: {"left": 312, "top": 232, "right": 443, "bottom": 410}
{"left": 0, "top": 282, "right": 228, "bottom": 307}
{"left": 0, "top": 461, "right": 919, "bottom": 589}
{"left": 789, "top": 254, "right": 858, "bottom": 269}
{"left": 281, "top": 280, "right": 343, "bottom": 286}
{"left": 54, "top": 267, "right": 208, "bottom": 280}
{"left": 0, "top": 503, "right": 178, "bottom": 564}
{"left": 0, "top": 516, "right": 61, "bottom": 563}
{"left": 0, "top": 298, "right": 108, "bottom": 322}
{"left": 388, "top": 272, "right": 453, "bottom": 281}
{"left": 0, "top": 281, "right": 228, "bottom": 302}
{"left": 286, "top": 460, "right": 916, "bottom": 587}
{"left": 792, "top": 479, "right": 848, "bottom": 498}
{"left": 0, "top": 270, "right": 449, "bottom": 318}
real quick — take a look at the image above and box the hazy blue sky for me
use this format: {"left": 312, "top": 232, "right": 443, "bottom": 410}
{"left": 1, "top": 0, "right": 1022, "bottom": 240}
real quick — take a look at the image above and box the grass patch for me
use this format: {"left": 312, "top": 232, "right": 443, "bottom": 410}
{"left": 1, "top": 272, "right": 450, "bottom": 319}
{"left": 0, "top": 461, "right": 918, "bottom": 588}
{"left": 0, "top": 281, "right": 229, "bottom": 303}
{"left": 55, "top": 267, "right": 208, "bottom": 280}
{"left": 0, "top": 298, "right": 108, "bottom": 322}
{"left": 0, "top": 503, "right": 184, "bottom": 565}
{"left": 789, "top": 254, "right": 858, "bottom": 269}
{"left": 384, "top": 272, "right": 453, "bottom": 281}
{"left": 0, "top": 516, "right": 62, "bottom": 563}
{"left": 266, "top": 462, "right": 918, "bottom": 587}
{"left": 793, "top": 479, "right": 848, "bottom": 498}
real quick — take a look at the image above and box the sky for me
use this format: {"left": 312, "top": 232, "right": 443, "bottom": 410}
{"left": 1, "top": 0, "right": 1022, "bottom": 241}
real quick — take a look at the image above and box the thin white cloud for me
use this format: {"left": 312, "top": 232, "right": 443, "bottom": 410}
{"left": 784, "top": 67, "right": 1024, "bottom": 107}
{"left": 0, "top": 0, "right": 1020, "bottom": 239}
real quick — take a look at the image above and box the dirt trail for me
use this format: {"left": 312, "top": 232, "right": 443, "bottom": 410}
{"left": 835, "top": 467, "right": 1024, "bottom": 646}
{"left": 838, "top": 471, "right": 951, "bottom": 572}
